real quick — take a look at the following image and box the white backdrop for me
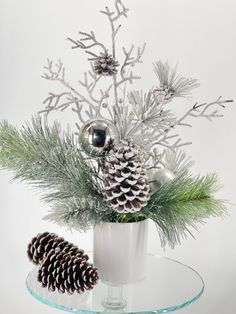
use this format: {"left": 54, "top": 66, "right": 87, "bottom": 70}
{"left": 0, "top": 0, "right": 236, "bottom": 313}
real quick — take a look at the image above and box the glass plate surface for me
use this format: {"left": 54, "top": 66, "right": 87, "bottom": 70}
{"left": 26, "top": 254, "right": 204, "bottom": 314}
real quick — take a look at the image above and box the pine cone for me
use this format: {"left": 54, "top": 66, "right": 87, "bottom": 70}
{"left": 93, "top": 51, "right": 119, "bottom": 76}
{"left": 38, "top": 249, "right": 99, "bottom": 294}
{"left": 27, "top": 232, "right": 88, "bottom": 265}
{"left": 102, "top": 139, "right": 150, "bottom": 213}
{"left": 154, "top": 85, "right": 175, "bottom": 104}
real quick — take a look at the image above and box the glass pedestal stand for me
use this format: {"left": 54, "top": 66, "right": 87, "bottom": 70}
{"left": 26, "top": 254, "right": 204, "bottom": 314}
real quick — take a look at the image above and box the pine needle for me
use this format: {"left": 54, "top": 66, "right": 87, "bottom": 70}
{"left": 0, "top": 118, "right": 228, "bottom": 242}
{"left": 0, "top": 117, "right": 111, "bottom": 230}
{"left": 142, "top": 172, "right": 228, "bottom": 247}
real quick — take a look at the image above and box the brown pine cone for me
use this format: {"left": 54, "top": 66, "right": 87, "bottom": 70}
{"left": 27, "top": 232, "right": 88, "bottom": 265}
{"left": 38, "top": 249, "right": 99, "bottom": 294}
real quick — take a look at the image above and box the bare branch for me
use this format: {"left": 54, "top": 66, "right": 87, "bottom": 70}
{"left": 117, "top": 43, "right": 146, "bottom": 87}
{"left": 78, "top": 63, "right": 113, "bottom": 108}
{"left": 79, "top": 70, "right": 102, "bottom": 104}
{"left": 114, "top": 25, "right": 122, "bottom": 37}
{"left": 42, "top": 59, "right": 65, "bottom": 81}
{"left": 177, "top": 97, "right": 233, "bottom": 126}
{"left": 67, "top": 31, "right": 106, "bottom": 54}
{"left": 100, "top": 0, "right": 129, "bottom": 22}
{"left": 72, "top": 103, "right": 86, "bottom": 125}
{"left": 99, "top": 0, "right": 130, "bottom": 106}
{"left": 100, "top": 85, "right": 113, "bottom": 102}
{"left": 100, "top": 4, "right": 121, "bottom": 105}
{"left": 141, "top": 96, "right": 233, "bottom": 161}
{"left": 151, "top": 131, "right": 192, "bottom": 151}
{"left": 113, "top": 0, "right": 129, "bottom": 21}
{"left": 42, "top": 59, "right": 97, "bottom": 111}
{"left": 39, "top": 92, "right": 74, "bottom": 115}
{"left": 145, "top": 150, "right": 166, "bottom": 170}
{"left": 116, "top": 72, "right": 141, "bottom": 87}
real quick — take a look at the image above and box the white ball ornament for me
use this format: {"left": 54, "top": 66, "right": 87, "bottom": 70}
{"left": 79, "top": 119, "right": 120, "bottom": 157}
{"left": 148, "top": 168, "right": 175, "bottom": 194}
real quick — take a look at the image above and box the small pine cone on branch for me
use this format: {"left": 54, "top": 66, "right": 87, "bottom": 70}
{"left": 27, "top": 232, "right": 88, "bottom": 265}
{"left": 102, "top": 139, "right": 150, "bottom": 213}
{"left": 93, "top": 51, "right": 119, "bottom": 76}
{"left": 38, "top": 250, "right": 99, "bottom": 294}
{"left": 154, "top": 85, "right": 175, "bottom": 104}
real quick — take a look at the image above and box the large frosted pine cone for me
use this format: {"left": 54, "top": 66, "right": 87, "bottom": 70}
{"left": 38, "top": 249, "right": 99, "bottom": 294}
{"left": 27, "top": 232, "right": 88, "bottom": 265}
{"left": 102, "top": 139, "right": 150, "bottom": 213}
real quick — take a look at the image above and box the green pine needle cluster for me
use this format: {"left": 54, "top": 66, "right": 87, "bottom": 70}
{"left": 143, "top": 173, "right": 227, "bottom": 247}
{"left": 0, "top": 117, "right": 227, "bottom": 247}
{"left": 0, "top": 117, "right": 112, "bottom": 231}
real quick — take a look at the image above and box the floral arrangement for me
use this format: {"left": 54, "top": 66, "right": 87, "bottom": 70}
{"left": 0, "top": 0, "right": 233, "bottom": 247}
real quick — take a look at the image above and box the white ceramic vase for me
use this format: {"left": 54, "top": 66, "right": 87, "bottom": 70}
{"left": 93, "top": 219, "right": 148, "bottom": 285}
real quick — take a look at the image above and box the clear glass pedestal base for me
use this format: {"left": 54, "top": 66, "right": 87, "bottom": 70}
{"left": 26, "top": 254, "right": 204, "bottom": 314}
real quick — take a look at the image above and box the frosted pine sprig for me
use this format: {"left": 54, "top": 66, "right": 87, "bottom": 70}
{"left": 153, "top": 60, "right": 200, "bottom": 102}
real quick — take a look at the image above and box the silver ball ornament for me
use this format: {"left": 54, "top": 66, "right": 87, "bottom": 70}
{"left": 147, "top": 168, "right": 175, "bottom": 194}
{"left": 79, "top": 119, "right": 119, "bottom": 157}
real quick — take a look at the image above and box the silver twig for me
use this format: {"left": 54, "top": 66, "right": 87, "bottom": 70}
{"left": 101, "top": 0, "right": 129, "bottom": 105}
{"left": 118, "top": 44, "right": 146, "bottom": 87}
{"left": 67, "top": 31, "right": 107, "bottom": 55}
{"left": 177, "top": 97, "right": 233, "bottom": 126}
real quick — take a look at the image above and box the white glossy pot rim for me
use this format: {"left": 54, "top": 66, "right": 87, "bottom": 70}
{"left": 96, "top": 218, "right": 148, "bottom": 226}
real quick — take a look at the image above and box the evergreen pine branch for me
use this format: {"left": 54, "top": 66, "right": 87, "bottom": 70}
{"left": 142, "top": 173, "right": 228, "bottom": 247}
{"left": 0, "top": 117, "right": 111, "bottom": 230}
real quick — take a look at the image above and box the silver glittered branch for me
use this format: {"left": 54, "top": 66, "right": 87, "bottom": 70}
{"left": 141, "top": 96, "right": 233, "bottom": 164}
{"left": 41, "top": 59, "right": 115, "bottom": 124}
{"left": 39, "top": 90, "right": 89, "bottom": 125}
{"left": 100, "top": 0, "right": 129, "bottom": 25}
{"left": 101, "top": 1, "right": 146, "bottom": 91}
{"left": 100, "top": 0, "right": 129, "bottom": 57}
{"left": 113, "top": 0, "right": 129, "bottom": 21}
{"left": 42, "top": 59, "right": 65, "bottom": 81}
{"left": 148, "top": 97, "right": 233, "bottom": 153}
{"left": 67, "top": 31, "right": 107, "bottom": 57}
{"left": 100, "top": 0, "right": 129, "bottom": 105}
{"left": 79, "top": 64, "right": 112, "bottom": 106}
{"left": 117, "top": 44, "right": 146, "bottom": 87}
{"left": 41, "top": 59, "right": 79, "bottom": 116}
{"left": 42, "top": 59, "right": 96, "bottom": 109}
{"left": 79, "top": 71, "right": 101, "bottom": 104}
{"left": 141, "top": 96, "right": 233, "bottom": 162}
{"left": 177, "top": 97, "right": 233, "bottom": 127}
{"left": 150, "top": 131, "right": 192, "bottom": 152}
{"left": 41, "top": 59, "right": 102, "bottom": 123}
{"left": 39, "top": 92, "right": 77, "bottom": 115}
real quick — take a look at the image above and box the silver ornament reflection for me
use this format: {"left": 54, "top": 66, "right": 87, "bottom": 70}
{"left": 147, "top": 168, "right": 175, "bottom": 194}
{"left": 79, "top": 119, "right": 119, "bottom": 157}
